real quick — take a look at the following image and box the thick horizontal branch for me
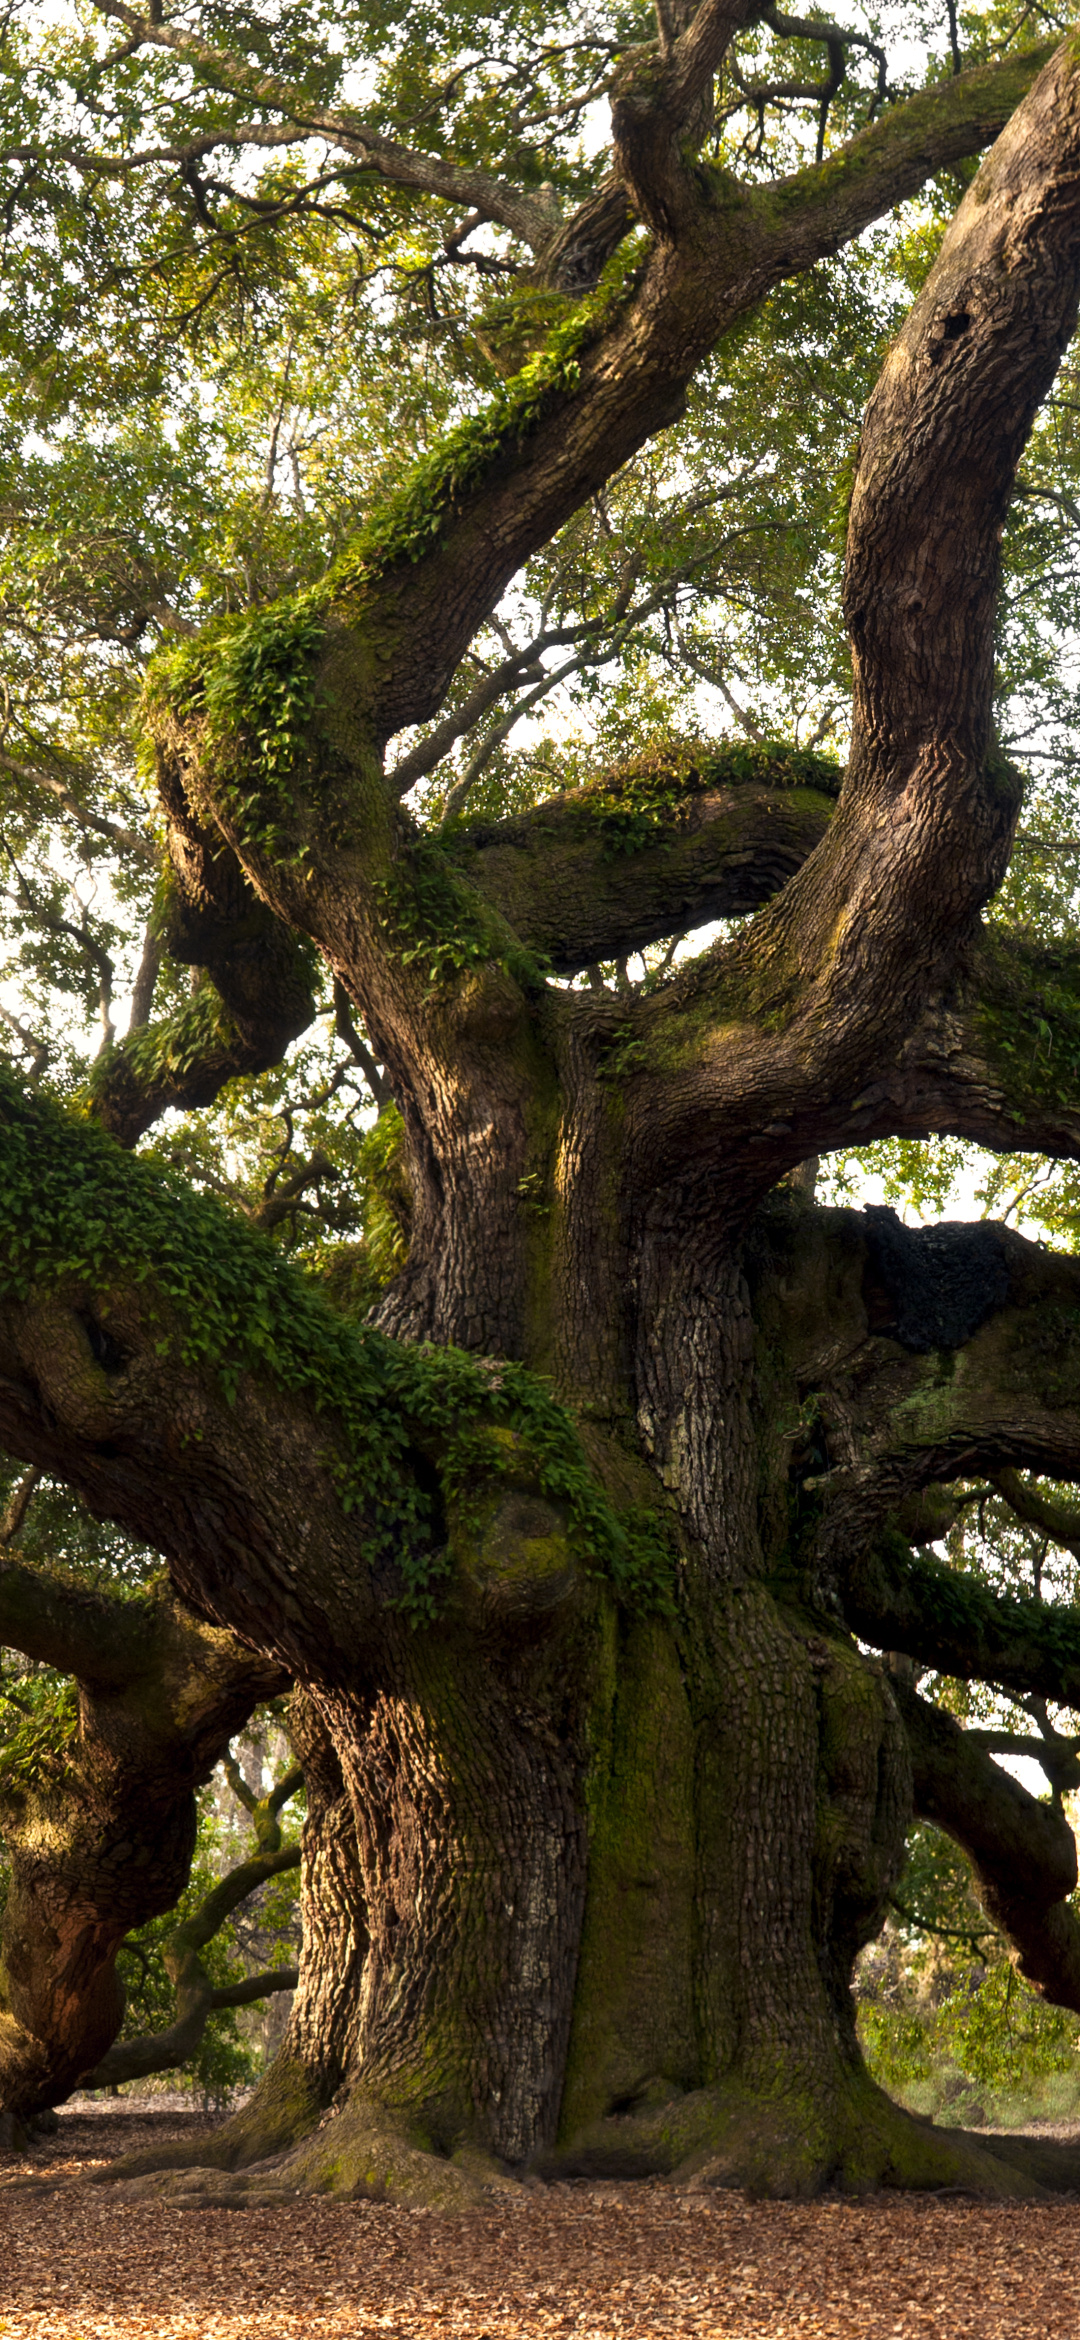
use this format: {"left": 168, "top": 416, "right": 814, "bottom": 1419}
{"left": 863, "top": 926, "right": 1080, "bottom": 1165}
{"left": 727, "top": 925, "right": 1080, "bottom": 1175}
{"left": 209, "top": 1964, "right": 298, "bottom": 2012}
{"left": 965, "top": 1725, "right": 1080, "bottom": 1797}
{"left": 0, "top": 1553, "right": 160, "bottom": 1691}
{"left": 448, "top": 742, "right": 838, "bottom": 973}
{"left": 0, "top": 1073, "right": 597, "bottom": 1679}
{"left": 844, "top": 1537, "right": 1080, "bottom": 1710}
{"left": 897, "top": 1678, "right": 1080, "bottom": 2015}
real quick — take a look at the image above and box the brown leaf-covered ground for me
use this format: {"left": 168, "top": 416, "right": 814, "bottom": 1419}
{"left": 3, "top": 2105, "right": 1080, "bottom": 2338}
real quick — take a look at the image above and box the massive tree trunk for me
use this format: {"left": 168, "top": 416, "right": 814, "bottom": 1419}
{"left": 9, "top": 16, "right": 1080, "bottom": 2208}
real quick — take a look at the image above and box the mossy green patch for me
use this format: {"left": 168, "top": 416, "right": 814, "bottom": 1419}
{"left": 0, "top": 1677, "right": 78, "bottom": 1794}
{"left": 141, "top": 256, "right": 639, "bottom": 861}
{"left": 532, "top": 735, "right": 843, "bottom": 863}
{"left": 976, "top": 929, "right": 1080, "bottom": 1116}
{"left": 559, "top": 1612, "right": 697, "bottom": 2140}
{"left": 91, "top": 981, "right": 240, "bottom": 1094}
{"left": 374, "top": 837, "right": 549, "bottom": 995}
{"left": 0, "top": 1070, "right": 672, "bottom": 1625}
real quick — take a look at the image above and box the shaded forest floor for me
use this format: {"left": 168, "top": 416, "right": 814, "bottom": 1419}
{"left": 4, "top": 2105, "right": 1080, "bottom": 2337}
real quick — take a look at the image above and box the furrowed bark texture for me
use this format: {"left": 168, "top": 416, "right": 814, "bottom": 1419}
{"left": 11, "top": 25, "right": 1080, "bottom": 2206}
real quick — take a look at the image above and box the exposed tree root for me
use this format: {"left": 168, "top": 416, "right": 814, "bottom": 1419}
{"left": 94, "top": 2093, "right": 522, "bottom": 2210}
{"left": 546, "top": 2077, "right": 1080, "bottom": 2200}
{"left": 88, "top": 2051, "right": 328, "bottom": 2185}
{"left": 79, "top": 2070, "right": 1080, "bottom": 2208}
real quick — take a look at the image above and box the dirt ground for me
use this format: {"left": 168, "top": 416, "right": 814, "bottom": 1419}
{"left": 3, "top": 2105, "right": 1080, "bottom": 2339}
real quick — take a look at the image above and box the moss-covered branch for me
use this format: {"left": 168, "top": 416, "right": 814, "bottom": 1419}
{"left": 448, "top": 739, "right": 839, "bottom": 975}
{"left": 875, "top": 927, "right": 1080, "bottom": 1168}
{"left": 140, "top": 51, "right": 1058, "bottom": 795}
{"left": 843, "top": 1535, "right": 1080, "bottom": 1707}
{"left": 763, "top": 41, "right": 1055, "bottom": 270}
{"left": 0, "top": 1068, "right": 669, "bottom": 1663}
{"left": 0, "top": 1553, "right": 154, "bottom": 1690}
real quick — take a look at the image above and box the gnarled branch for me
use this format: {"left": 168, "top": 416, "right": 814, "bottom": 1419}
{"left": 898, "top": 1678, "right": 1080, "bottom": 2016}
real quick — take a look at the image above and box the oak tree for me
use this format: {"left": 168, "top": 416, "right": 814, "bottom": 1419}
{"left": 6, "top": 0, "right": 1080, "bottom": 2202}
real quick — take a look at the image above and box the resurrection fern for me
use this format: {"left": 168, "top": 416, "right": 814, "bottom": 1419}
{"left": 0, "top": 1677, "right": 79, "bottom": 1794}
{"left": 141, "top": 259, "right": 638, "bottom": 859}
{"left": 92, "top": 983, "right": 240, "bottom": 1092}
{"left": 375, "top": 841, "right": 548, "bottom": 994}
{"left": 569, "top": 736, "right": 843, "bottom": 859}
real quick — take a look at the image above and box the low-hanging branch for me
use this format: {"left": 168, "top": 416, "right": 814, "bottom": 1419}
{"left": 0, "top": 1546, "right": 288, "bottom": 2124}
{"left": 842, "top": 1538, "right": 1080, "bottom": 1711}
{"left": 896, "top": 1677, "right": 1080, "bottom": 2016}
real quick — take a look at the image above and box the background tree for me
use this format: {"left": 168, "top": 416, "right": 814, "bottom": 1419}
{"left": 81, "top": 1739, "right": 303, "bottom": 2101}
{"left": 0, "top": 1465, "right": 287, "bottom": 2141}
{"left": 857, "top": 1483, "right": 1080, "bottom": 2126}
{"left": 9, "top": 0, "right": 1080, "bottom": 2209}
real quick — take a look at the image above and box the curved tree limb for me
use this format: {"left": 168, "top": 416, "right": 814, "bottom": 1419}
{"left": 213, "top": 40, "right": 1053, "bottom": 766}
{"left": 897, "top": 1677, "right": 1080, "bottom": 2016}
{"left": 843, "top": 1537, "right": 1080, "bottom": 1710}
{"left": 92, "top": 800, "right": 319, "bottom": 1147}
{"left": 561, "top": 41, "right": 1080, "bottom": 1212}
{"left": 86, "top": 1, "right": 562, "bottom": 256}
{"left": 447, "top": 743, "right": 838, "bottom": 973}
{"left": 0, "top": 1072, "right": 595, "bottom": 1673}
{"left": 82, "top": 1757, "right": 303, "bottom": 2092}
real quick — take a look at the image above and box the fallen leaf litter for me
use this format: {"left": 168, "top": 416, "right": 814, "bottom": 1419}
{"left": 2, "top": 2105, "right": 1079, "bottom": 2338}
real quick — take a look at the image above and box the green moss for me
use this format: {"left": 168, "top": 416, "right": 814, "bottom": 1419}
{"left": 141, "top": 257, "right": 639, "bottom": 861}
{"left": 559, "top": 1612, "right": 697, "bottom": 2140}
{"left": 976, "top": 929, "right": 1080, "bottom": 1115}
{"left": 545, "top": 735, "right": 842, "bottom": 862}
{"left": 330, "top": 256, "right": 637, "bottom": 595}
{"left": 759, "top": 43, "right": 1054, "bottom": 229}
{"left": 0, "top": 1678, "right": 78, "bottom": 1794}
{"left": 869, "top": 1529, "right": 1080, "bottom": 1684}
{"left": 0, "top": 1070, "right": 672, "bottom": 1625}
{"left": 374, "top": 837, "right": 549, "bottom": 995}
